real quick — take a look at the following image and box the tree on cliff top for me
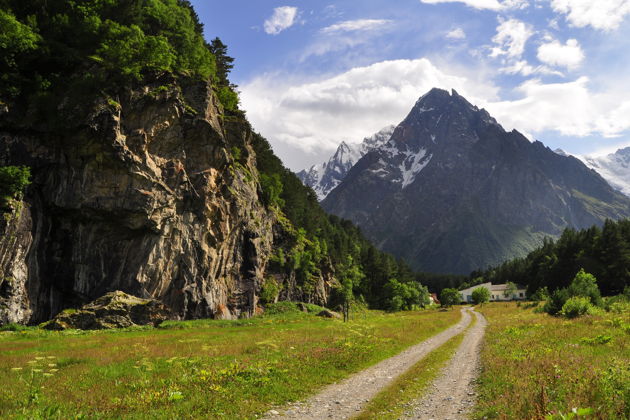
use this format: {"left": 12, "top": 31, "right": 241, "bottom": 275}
{"left": 0, "top": 0, "right": 238, "bottom": 111}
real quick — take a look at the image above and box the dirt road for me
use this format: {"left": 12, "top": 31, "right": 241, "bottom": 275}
{"left": 401, "top": 309, "right": 487, "bottom": 419}
{"left": 264, "top": 307, "right": 483, "bottom": 420}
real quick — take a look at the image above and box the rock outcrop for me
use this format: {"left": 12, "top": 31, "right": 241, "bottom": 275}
{"left": 0, "top": 75, "right": 279, "bottom": 324}
{"left": 42, "top": 290, "right": 171, "bottom": 330}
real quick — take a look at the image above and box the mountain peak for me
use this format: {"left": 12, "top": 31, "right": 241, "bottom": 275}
{"left": 414, "top": 87, "right": 473, "bottom": 109}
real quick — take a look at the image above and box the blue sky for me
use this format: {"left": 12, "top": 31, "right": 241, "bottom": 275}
{"left": 191, "top": 0, "right": 630, "bottom": 170}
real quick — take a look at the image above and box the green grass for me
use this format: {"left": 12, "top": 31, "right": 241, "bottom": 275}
{"left": 353, "top": 313, "right": 474, "bottom": 420}
{"left": 474, "top": 301, "right": 630, "bottom": 419}
{"left": 0, "top": 308, "right": 460, "bottom": 419}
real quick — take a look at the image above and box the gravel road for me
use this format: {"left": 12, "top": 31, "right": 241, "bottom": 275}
{"left": 401, "top": 309, "right": 487, "bottom": 420}
{"left": 263, "top": 307, "right": 477, "bottom": 420}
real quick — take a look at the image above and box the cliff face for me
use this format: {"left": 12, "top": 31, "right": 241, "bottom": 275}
{"left": 0, "top": 76, "right": 279, "bottom": 323}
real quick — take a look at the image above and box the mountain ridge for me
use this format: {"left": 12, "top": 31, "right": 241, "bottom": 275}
{"left": 322, "top": 88, "right": 630, "bottom": 274}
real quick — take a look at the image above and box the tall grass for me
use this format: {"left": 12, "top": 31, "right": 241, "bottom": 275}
{"left": 0, "top": 308, "right": 460, "bottom": 419}
{"left": 475, "top": 302, "right": 629, "bottom": 419}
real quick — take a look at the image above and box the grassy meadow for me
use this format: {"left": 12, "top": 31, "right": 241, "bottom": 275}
{"left": 0, "top": 304, "right": 460, "bottom": 419}
{"left": 475, "top": 301, "right": 630, "bottom": 420}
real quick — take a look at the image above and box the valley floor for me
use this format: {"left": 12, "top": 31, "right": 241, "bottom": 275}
{"left": 0, "top": 305, "right": 460, "bottom": 419}
{"left": 0, "top": 301, "right": 627, "bottom": 419}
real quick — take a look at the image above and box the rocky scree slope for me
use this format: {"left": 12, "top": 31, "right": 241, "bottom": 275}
{"left": 322, "top": 88, "right": 630, "bottom": 274}
{"left": 0, "top": 76, "right": 335, "bottom": 325}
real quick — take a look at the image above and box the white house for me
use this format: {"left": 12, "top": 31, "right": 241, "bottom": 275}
{"left": 459, "top": 282, "right": 527, "bottom": 303}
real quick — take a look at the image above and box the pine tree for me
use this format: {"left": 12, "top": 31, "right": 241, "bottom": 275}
{"left": 209, "top": 37, "right": 234, "bottom": 86}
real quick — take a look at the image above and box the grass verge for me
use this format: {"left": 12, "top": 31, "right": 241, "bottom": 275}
{"left": 353, "top": 311, "right": 476, "bottom": 419}
{"left": 0, "top": 307, "right": 461, "bottom": 419}
{"left": 474, "top": 301, "right": 629, "bottom": 419}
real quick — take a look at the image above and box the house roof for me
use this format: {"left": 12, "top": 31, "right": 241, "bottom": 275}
{"left": 490, "top": 284, "right": 526, "bottom": 291}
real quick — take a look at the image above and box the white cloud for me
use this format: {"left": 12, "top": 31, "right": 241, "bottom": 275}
{"left": 537, "top": 39, "right": 584, "bottom": 70}
{"left": 446, "top": 28, "right": 467, "bottom": 39}
{"left": 264, "top": 6, "right": 298, "bottom": 35}
{"left": 240, "top": 59, "right": 498, "bottom": 169}
{"left": 321, "top": 19, "right": 392, "bottom": 34}
{"left": 486, "top": 77, "right": 595, "bottom": 136}
{"left": 484, "top": 77, "right": 630, "bottom": 140}
{"left": 419, "top": 0, "right": 528, "bottom": 10}
{"left": 489, "top": 18, "right": 534, "bottom": 58}
{"left": 550, "top": 0, "right": 630, "bottom": 31}
{"left": 597, "top": 101, "right": 630, "bottom": 136}
{"left": 499, "top": 60, "right": 563, "bottom": 76}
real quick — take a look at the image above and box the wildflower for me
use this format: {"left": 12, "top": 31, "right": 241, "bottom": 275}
{"left": 32, "top": 369, "right": 42, "bottom": 373}
{"left": 43, "top": 373, "right": 53, "bottom": 377}
{"left": 49, "top": 369, "right": 59, "bottom": 373}
{"left": 11, "top": 367, "right": 23, "bottom": 371}
{"left": 48, "top": 363, "right": 57, "bottom": 367}
{"left": 46, "top": 356, "right": 56, "bottom": 359}
{"left": 26, "top": 360, "right": 37, "bottom": 364}
{"left": 35, "top": 356, "right": 45, "bottom": 360}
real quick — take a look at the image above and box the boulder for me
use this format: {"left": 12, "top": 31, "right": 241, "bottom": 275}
{"left": 42, "top": 291, "right": 171, "bottom": 330}
{"left": 316, "top": 309, "right": 341, "bottom": 319}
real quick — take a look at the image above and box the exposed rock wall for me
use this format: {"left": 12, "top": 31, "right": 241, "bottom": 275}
{"left": 0, "top": 76, "right": 278, "bottom": 323}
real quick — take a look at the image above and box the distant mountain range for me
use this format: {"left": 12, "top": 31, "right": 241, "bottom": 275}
{"left": 303, "top": 88, "right": 630, "bottom": 274}
{"left": 579, "top": 148, "right": 630, "bottom": 197}
{"left": 297, "top": 126, "right": 395, "bottom": 200}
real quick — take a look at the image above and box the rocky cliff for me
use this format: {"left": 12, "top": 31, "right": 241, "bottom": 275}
{"left": 0, "top": 75, "right": 284, "bottom": 324}
{"left": 322, "top": 88, "right": 630, "bottom": 274}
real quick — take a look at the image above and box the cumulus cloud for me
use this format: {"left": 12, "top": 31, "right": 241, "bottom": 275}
{"left": 419, "top": 0, "right": 528, "bottom": 10}
{"left": 240, "top": 59, "right": 498, "bottom": 169}
{"left": 264, "top": 6, "right": 298, "bottom": 35}
{"left": 446, "top": 27, "right": 467, "bottom": 39}
{"left": 489, "top": 18, "right": 533, "bottom": 58}
{"left": 321, "top": 19, "right": 392, "bottom": 34}
{"left": 550, "top": 0, "right": 630, "bottom": 31}
{"left": 486, "top": 77, "right": 595, "bottom": 136}
{"left": 486, "top": 77, "right": 630, "bottom": 140}
{"left": 537, "top": 38, "right": 585, "bottom": 70}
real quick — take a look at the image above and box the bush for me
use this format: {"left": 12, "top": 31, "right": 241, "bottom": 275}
{"left": 472, "top": 287, "right": 490, "bottom": 305}
{"left": 544, "top": 288, "right": 570, "bottom": 315}
{"left": 567, "top": 269, "right": 602, "bottom": 307}
{"left": 440, "top": 288, "right": 460, "bottom": 307}
{"left": 263, "top": 301, "right": 300, "bottom": 315}
{"left": 259, "top": 278, "right": 281, "bottom": 305}
{"left": 561, "top": 296, "right": 593, "bottom": 318}
{"left": 0, "top": 165, "right": 31, "bottom": 200}
{"left": 0, "top": 322, "right": 28, "bottom": 332}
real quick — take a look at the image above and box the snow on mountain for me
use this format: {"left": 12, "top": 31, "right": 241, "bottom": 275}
{"left": 580, "top": 147, "right": 630, "bottom": 196}
{"left": 297, "top": 125, "right": 395, "bottom": 200}
{"left": 322, "top": 87, "right": 630, "bottom": 274}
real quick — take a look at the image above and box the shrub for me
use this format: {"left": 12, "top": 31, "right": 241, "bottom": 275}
{"left": 259, "top": 278, "right": 281, "bottom": 305}
{"left": 567, "top": 269, "right": 603, "bottom": 307}
{"left": 0, "top": 322, "right": 28, "bottom": 332}
{"left": 440, "top": 288, "right": 460, "bottom": 307}
{"left": 561, "top": 296, "right": 593, "bottom": 318}
{"left": 0, "top": 165, "right": 31, "bottom": 200}
{"left": 472, "top": 287, "right": 490, "bottom": 305}
{"left": 544, "top": 288, "right": 570, "bottom": 315}
{"left": 530, "top": 286, "right": 549, "bottom": 302}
